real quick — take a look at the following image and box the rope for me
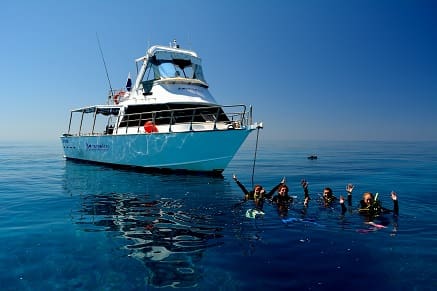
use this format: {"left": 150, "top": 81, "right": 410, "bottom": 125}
{"left": 251, "top": 125, "right": 261, "bottom": 188}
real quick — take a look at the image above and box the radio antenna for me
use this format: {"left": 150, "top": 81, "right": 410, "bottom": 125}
{"left": 96, "top": 33, "right": 114, "bottom": 96}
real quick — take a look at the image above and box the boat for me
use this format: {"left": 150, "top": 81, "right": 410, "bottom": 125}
{"left": 61, "top": 40, "right": 262, "bottom": 174}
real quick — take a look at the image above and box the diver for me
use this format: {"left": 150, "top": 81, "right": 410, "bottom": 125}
{"left": 300, "top": 179, "right": 339, "bottom": 207}
{"left": 271, "top": 183, "right": 293, "bottom": 217}
{"left": 339, "top": 186, "right": 399, "bottom": 219}
{"left": 322, "top": 187, "right": 337, "bottom": 205}
{"left": 271, "top": 184, "right": 292, "bottom": 204}
{"left": 232, "top": 174, "right": 286, "bottom": 210}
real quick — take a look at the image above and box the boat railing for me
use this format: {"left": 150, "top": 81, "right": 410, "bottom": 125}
{"left": 65, "top": 104, "right": 252, "bottom": 136}
{"left": 114, "top": 104, "right": 250, "bottom": 134}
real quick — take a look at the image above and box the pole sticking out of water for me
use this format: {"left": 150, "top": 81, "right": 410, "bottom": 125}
{"left": 251, "top": 125, "right": 262, "bottom": 188}
{"left": 96, "top": 33, "right": 114, "bottom": 96}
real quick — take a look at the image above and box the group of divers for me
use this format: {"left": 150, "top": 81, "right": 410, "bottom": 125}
{"left": 232, "top": 174, "right": 399, "bottom": 229}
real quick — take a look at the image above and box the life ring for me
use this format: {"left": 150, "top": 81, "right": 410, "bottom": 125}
{"left": 227, "top": 121, "right": 241, "bottom": 130}
{"left": 144, "top": 121, "right": 158, "bottom": 133}
{"left": 113, "top": 91, "right": 125, "bottom": 105}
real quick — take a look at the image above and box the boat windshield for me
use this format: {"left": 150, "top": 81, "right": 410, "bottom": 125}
{"left": 142, "top": 55, "right": 207, "bottom": 83}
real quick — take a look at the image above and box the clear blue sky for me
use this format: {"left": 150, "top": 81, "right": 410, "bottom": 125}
{"left": 1, "top": 0, "right": 436, "bottom": 142}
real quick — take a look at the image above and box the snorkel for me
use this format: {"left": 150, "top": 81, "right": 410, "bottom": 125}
{"left": 371, "top": 192, "right": 381, "bottom": 213}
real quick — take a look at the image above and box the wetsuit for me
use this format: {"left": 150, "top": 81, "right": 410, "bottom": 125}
{"left": 340, "top": 194, "right": 399, "bottom": 217}
{"left": 323, "top": 195, "right": 337, "bottom": 206}
{"left": 271, "top": 193, "right": 293, "bottom": 217}
{"left": 234, "top": 178, "right": 284, "bottom": 210}
{"left": 303, "top": 185, "right": 310, "bottom": 201}
{"left": 358, "top": 199, "right": 399, "bottom": 216}
{"left": 234, "top": 179, "right": 283, "bottom": 200}
{"left": 302, "top": 184, "right": 336, "bottom": 206}
{"left": 271, "top": 193, "right": 293, "bottom": 204}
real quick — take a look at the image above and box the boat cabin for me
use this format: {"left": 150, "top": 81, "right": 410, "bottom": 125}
{"left": 63, "top": 41, "right": 250, "bottom": 137}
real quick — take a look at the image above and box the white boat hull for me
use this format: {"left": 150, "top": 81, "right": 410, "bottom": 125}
{"left": 61, "top": 128, "right": 252, "bottom": 173}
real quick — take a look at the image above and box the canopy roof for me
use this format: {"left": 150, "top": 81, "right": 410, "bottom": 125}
{"left": 71, "top": 105, "right": 121, "bottom": 115}
{"left": 136, "top": 45, "right": 200, "bottom": 64}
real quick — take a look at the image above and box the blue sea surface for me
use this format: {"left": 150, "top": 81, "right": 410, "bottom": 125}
{"left": 0, "top": 140, "right": 436, "bottom": 290}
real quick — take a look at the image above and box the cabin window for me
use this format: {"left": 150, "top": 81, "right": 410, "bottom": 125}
{"left": 144, "top": 56, "right": 206, "bottom": 83}
{"left": 193, "top": 64, "right": 205, "bottom": 82}
{"left": 143, "top": 62, "right": 159, "bottom": 81}
{"left": 158, "top": 62, "right": 178, "bottom": 78}
{"left": 200, "top": 113, "right": 216, "bottom": 122}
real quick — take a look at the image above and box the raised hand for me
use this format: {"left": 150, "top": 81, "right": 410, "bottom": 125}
{"left": 301, "top": 179, "right": 308, "bottom": 189}
{"left": 346, "top": 184, "right": 354, "bottom": 194}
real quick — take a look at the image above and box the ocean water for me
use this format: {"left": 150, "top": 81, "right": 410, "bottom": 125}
{"left": 0, "top": 140, "right": 436, "bottom": 290}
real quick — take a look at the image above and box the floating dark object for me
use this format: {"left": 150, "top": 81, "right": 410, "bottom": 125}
{"left": 307, "top": 155, "right": 318, "bottom": 160}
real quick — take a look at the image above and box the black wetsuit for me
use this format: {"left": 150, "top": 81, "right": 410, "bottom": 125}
{"left": 341, "top": 194, "right": 399, "bottom": 217}
{"left": 324, "top": 196, "right": 337, "bottom": 204}
{"left": 303, "top": 186, "right": 310, "bottom": 201}
{"left": 234, "top": 179, "right": 285, "bottom": 210}
{"left": 271, "top": 193, "right": 293, "bottom": 204}
{"left": 358, "top": 199, "right": 399, "bottom": 216}
{"left": 302, "top": 185, "right": 336, "bottom": 206}
{"left": 234, "top": 179, "right": 283, "bottom": 200}
{"left": 271, "top": 193, "right": 293, "bottom": 217}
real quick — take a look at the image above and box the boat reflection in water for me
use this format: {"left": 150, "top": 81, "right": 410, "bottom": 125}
{"left": 63, "top": 160, "right": 230, "bottom": 288}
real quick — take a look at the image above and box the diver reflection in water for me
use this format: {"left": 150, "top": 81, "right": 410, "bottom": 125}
{"left": 74, "top": 193, "right": 223, "bottom": 288}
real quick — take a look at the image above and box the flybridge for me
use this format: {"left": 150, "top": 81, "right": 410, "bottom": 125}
{"left": 133, "top": 42, "right": 207, "bottom": 91}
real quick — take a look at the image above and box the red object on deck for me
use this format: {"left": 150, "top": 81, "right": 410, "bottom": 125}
{"left": 144, "top": 121, "right": 158, "bottom": 133}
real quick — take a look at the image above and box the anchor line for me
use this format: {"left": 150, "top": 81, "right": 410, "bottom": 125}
{"left": 251, "top": 125, "right": 261, "bottom": 188}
